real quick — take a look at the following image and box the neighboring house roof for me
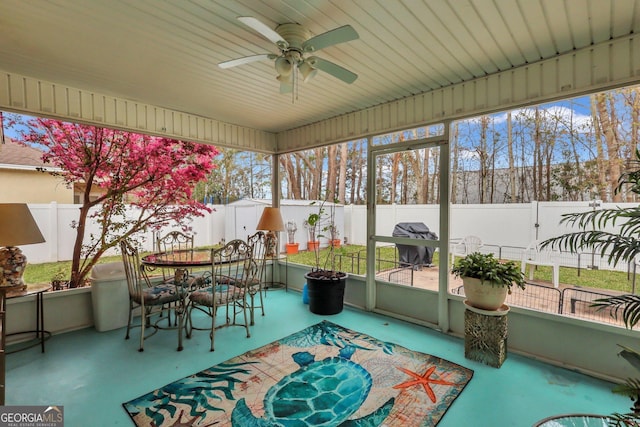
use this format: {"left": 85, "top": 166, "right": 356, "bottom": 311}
{"left": 0, "top": 138, "right": 57, "bottom": 171}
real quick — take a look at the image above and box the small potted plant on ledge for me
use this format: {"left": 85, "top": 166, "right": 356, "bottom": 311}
{"left": 451, "top": 252, "right": 525, "bottom": 311}
{"left": 329, "top": 223, "right": 341, "bottom": 248}
{"left": 304, "top": 200, "right": 347, "bottom": 315}
{"left": 51, "top": 270, "right": 70, "bottom": 291}
{"left": 304, "top": 216, "right": 320, "bottom": 252}
{"left": 285, "top": 220, "right": 299, "bottom": 255}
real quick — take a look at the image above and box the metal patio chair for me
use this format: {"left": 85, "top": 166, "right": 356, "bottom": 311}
{"left": 246, "top": 231, "right": 267, "bottom": 325}
{"left": 120, "top": 239, "right": 189, "bottom": 352}
{"left": 187, "top": 239, "right": 255, "bottom": 351}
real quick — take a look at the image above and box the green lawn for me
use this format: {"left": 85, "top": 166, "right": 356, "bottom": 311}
{"left": 23, "top": 255, "right": 123, "bottom": 285}
{"left": 25, "top": 245, "right": 637, "bottom": 294}
{"left": 523, "top": 264, "right": 634, "bottom": 292}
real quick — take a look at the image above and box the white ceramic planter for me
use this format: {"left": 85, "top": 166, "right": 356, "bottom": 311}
{"left": 462, "top": 276, "right": 508, "bottom": 311}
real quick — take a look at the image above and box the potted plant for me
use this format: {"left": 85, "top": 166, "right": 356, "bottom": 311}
{"left": 303, "top": 216, "right": 320, "bottom": 252}
{"left": 329, "top": 223, "right": 341, "bottom": 248}
{"left": 451, "top": 252, "right": 526, "bottom": 310}
{"left": 304, "top": 200, "right": 347, "bottom": 315}
{"left": 285, "top": 220, "right": 299, "bottom": 254}
{"left": 51, "top": 269, "right": 69, "bottom": 291}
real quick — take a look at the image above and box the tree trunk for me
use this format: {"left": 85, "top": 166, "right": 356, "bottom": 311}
{"left": 391, "top": 152, "right": 399, "bottom": 204}
{"left": 451, "top": 123, "right": 459, "bottom": 203}
{"left": 326, "top": 145, "right": 337, "bottom": 202}
{"left": 401, "top": 154, "right": 408, "bottom": 203}
{"left": 425, "top": 149, "right": 433, "bottom": 203}
{"left": 478, "top": 116, "right": 490, "bottom": 203}
{"left": 430, "top": 149, "right": 439, "bottom": 203}
{"left": 355, "top": 140, "right": 364, "bottom": 204}
{"left": 594, "top": 92, "right": 623, "bottom": 202}
{"left": 338, "top": 143, "right": 347, "bottom": 204}
{"left": 313, "top": 148, "right": 324, "bottom": 200}
{"left": 590, "top": 95, "right": 608, "bottom": 200}
{"left": 376, "top": 157, "right": 385, "bottom": 204}
{"left": 280, "top": 154, "right": 302, "bottom": 199}
{"left": 533, "top": 107, "right": 541, "bottom": 200}
{"left": 507, "top": 112, "right": 516, "bottom": 202}
{"left": 69, "top": 162, "right": 101, "bottom": 288}
{"left": 629, "top": 89, "right": 640, "bottom": 201}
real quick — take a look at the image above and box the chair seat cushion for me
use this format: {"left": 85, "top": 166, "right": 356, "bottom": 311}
{"left": 216, "top": 275, "right": 237, "bottom": 285}
{"left": 228, "top": 277, "right": 260, "bottom": 289}
{"left": 189, "top": 285, "right": 245, "bottom": 306}
{"left": 183, "top": 273, "right": 212, "bottom": 290}
{"left": 133, "top": 283, "right": 186, "bottom": 305}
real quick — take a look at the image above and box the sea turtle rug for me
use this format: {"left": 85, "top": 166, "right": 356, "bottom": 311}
{"left": 123, "top": 321, "right": 473, "bottom": 426}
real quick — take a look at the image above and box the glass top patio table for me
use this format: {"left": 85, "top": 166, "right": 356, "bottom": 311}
{"left": 142, "top": 249, "right": 212, "bottom": 268}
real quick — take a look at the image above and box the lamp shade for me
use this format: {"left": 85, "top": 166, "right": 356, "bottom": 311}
{"left": 256, "top": 207, "right": 285, "bottom": 232}
{"left": 0, "top": 203, "right": 45, "bottom": 247}
{"left": 0, "top": 203, "right": 45, "bottom": 290}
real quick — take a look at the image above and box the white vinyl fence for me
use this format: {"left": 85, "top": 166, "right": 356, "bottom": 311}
{"left": 345, "top": 201, "right": 638, "bottom": 272}
{"left": 20, "top": 201, "right": 638, "bottom": 271}
{"left": 24, "top": 202, "right": 227, "bottom": 264}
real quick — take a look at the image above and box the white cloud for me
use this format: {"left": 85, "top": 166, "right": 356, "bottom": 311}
{"left": 474, "top": 102, "right": 593, "bottom": 130}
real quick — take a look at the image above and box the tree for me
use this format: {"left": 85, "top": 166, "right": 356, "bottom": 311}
{"left": 593, "top": 92, "right": 624, "bottom": 202}
{"left": 450, "top": 123, "right": 460, "bottom": 203}
{"left": 194, "top": 149, "right": 269, "bottom": 203}
{"left": 10, "top": 116, "right": 217, "bottom": 288}
{"left": 337, "top": 143, "right": 348, "bottom": 204}
{"left": 280, "top": 153, "right": 302, "bottom": 199}
{"left": 542, "top": 149, "right": 640, "bottom": 425}
{"left": 326, "top": 145, "right": 338, "bottom": 202}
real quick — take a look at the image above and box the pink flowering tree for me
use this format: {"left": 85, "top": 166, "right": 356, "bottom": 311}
{"left": 9, "top": 116, "right": 218, "bottom": 288}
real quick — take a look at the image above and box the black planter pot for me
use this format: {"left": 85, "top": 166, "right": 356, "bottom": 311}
{"left": 305, "top": 272, "right": 347, "bottom": 315}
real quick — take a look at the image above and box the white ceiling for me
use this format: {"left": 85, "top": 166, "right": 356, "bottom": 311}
{"left": 1, "top": 0, "right": 639, "bottom": 134}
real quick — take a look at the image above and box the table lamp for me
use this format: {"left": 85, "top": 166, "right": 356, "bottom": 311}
{"left": 256, "top": 207, "right": 285, "bottom": 258}
{"left": 0, "top": 204, "right": 46, "bottom": 291}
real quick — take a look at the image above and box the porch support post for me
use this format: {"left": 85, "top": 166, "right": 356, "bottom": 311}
{"left": 438, "top": 124, "right": 451, "bottom": 332}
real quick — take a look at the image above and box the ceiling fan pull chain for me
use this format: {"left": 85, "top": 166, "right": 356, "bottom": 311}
{"left": 292, "top": 66, "right": 297, "bottom": 104}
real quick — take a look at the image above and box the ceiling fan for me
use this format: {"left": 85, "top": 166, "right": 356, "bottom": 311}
{"left": 219, "top": 17, "right": 359, "bottom": 94}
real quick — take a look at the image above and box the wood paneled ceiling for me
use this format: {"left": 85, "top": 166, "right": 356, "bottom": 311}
{"left": 1, "top": 0, "right": 639, "bottom": 134}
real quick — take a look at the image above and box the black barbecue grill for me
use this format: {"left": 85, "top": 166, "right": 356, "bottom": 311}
{"left": 392, "top": 222, "right": 438, "bottom": 269}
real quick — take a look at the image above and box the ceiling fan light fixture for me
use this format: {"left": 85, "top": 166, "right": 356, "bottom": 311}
{"left": 299, "top": 59, "right": 318, "bottom": 82}
{"left": 274, "top": 56, "right": 292, "bottom": 76}
{"left": 277, "top": 73, "right": 293, "bottom": 83}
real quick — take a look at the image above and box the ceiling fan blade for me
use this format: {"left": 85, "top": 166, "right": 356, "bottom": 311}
{"left": 311, "top": 57, "right": 358, "bottom": 84}
{"left": 218, "top": 54, "right": 275, "bottom": 69}
{"left": 302, "top": 25, "right": 359, "bottom": 52}
{"left": 238, "top": 17, "right": 288, "bottom": 48}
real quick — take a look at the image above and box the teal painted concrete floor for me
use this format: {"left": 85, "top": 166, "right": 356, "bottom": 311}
{"left": 6, "top": 290, "right": 630, "bottom": 426}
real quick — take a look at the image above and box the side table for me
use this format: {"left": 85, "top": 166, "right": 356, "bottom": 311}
{"left": 5, "top": 283, "right": 52, "bottom": 354}
{"left": 264, "top": 255, "right": 288, "bottom": 292}
{"left": 463, "top": 300, "right": 509, "bottom": 368}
